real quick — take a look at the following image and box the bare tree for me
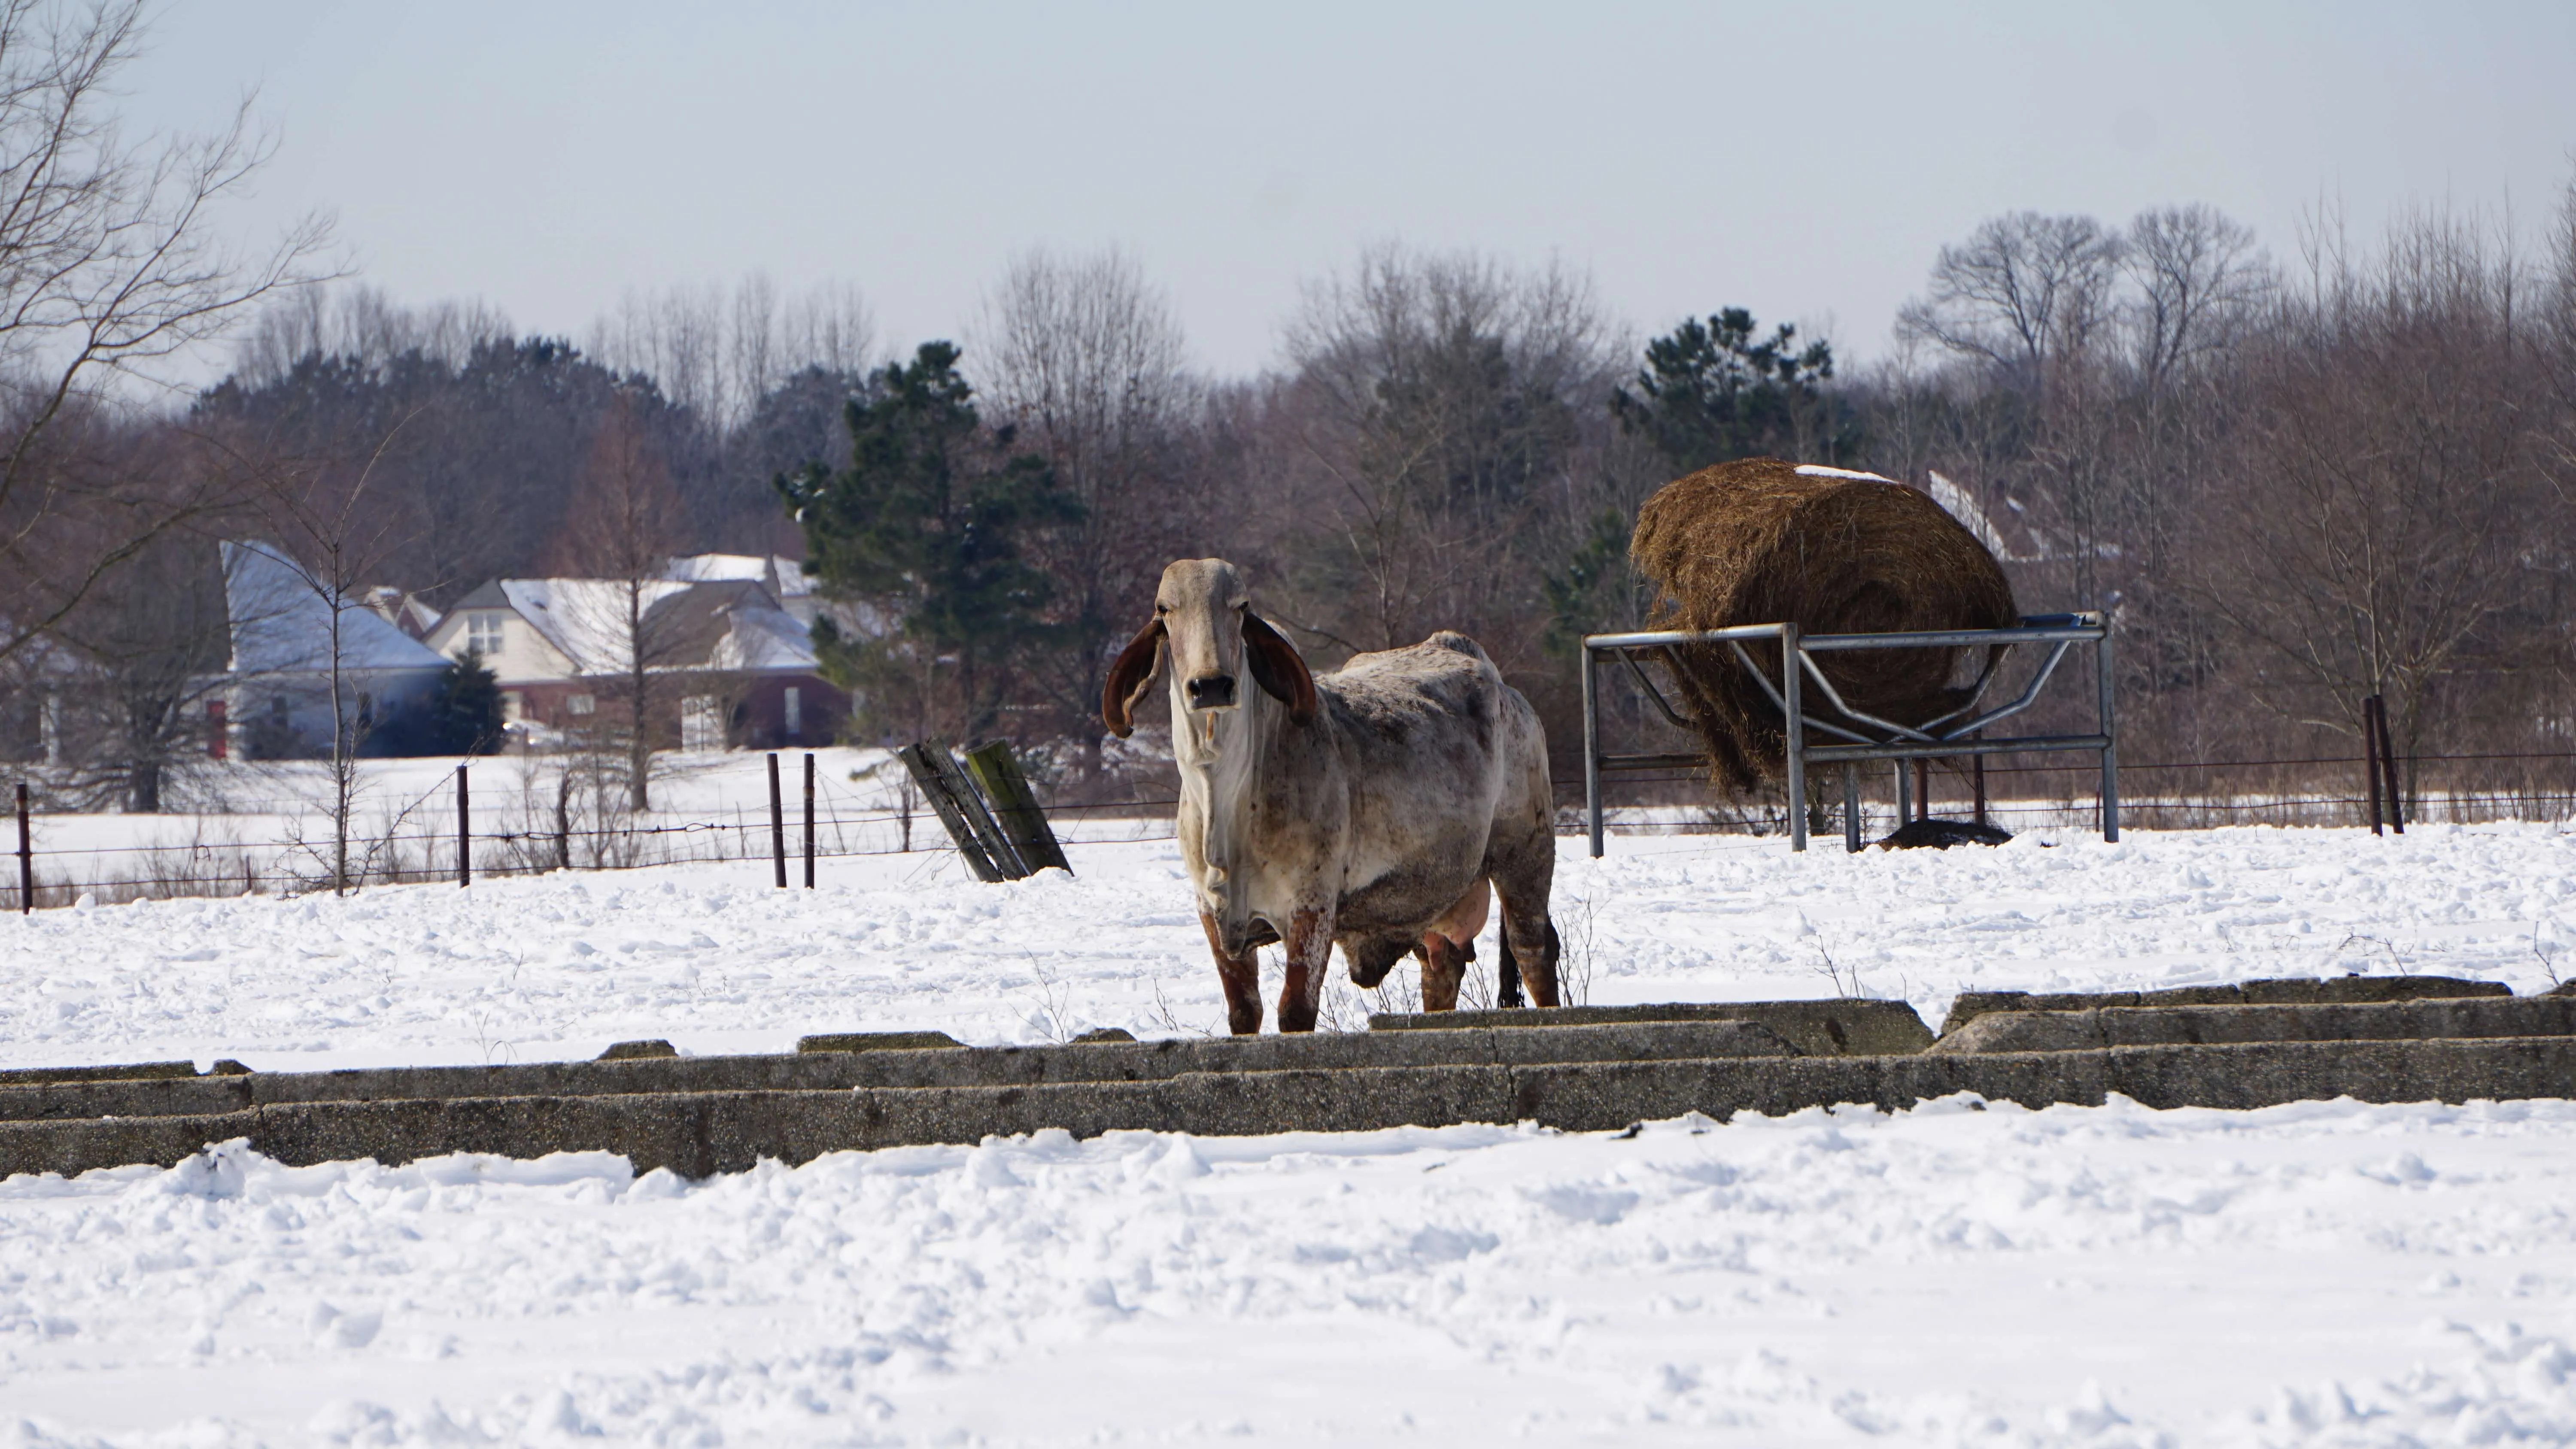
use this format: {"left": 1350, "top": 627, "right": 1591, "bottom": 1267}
{"left": 0, "top": 0, "right": 332, "bottom": 670}
{"left": 1279, "top": 244, "right": 1623, "bottom": 660}
{"left": 2122, "top": 204, "right": 2273, "bottom": 390}
{"left": 2189, "top": 209, "right": 2544, "bottom": 767}
{"left": 1896, "top": 212, "right": 2123, "bottom": 394}
{"left": 971, "top": 246, "right": 1199, "bottom": 748}
{"left": 224, "top": 415, "right": 422, "bottom": 894}
{"left": 231, "top": 284, "right": 512, "bottom": 388}
{"left": 547, "top": 387, "right": 688, "bottom": 810}
{"left": 46, "top": 530, "right": 228, "bottom": 812}
{"left": 590, "top": 274, "right": 878, "bottom": 430}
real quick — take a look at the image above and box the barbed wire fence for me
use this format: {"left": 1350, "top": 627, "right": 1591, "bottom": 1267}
{"left": 7, "top": 741, "right": 2576, "bottom": 912}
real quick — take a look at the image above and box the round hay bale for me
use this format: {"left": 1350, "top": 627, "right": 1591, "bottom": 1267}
{"left": 1628, "top": 457, "right": 2017, "bottom": 790}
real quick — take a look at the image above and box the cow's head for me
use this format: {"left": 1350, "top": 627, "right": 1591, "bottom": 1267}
{"left": 1101, "top": 558, "right": 1317, "bottom": 738}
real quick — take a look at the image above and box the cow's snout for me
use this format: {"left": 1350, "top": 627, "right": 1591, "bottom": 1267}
{"left": 1185, "top": 673, "right": 1238, "bottom": 711}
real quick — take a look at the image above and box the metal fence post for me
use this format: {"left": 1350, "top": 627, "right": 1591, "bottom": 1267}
{"left": 2096, "top": 614, "right": 2120, "bottom": 843}
{"left": 802, "top": 752, "right": 816, "bottom": 888}
{"left": 456, "top": 766, "right": 470, "bottom": 888}
{"left": 1581, "top": 641, "right": 1603, "bottom": 858}
{"left": 1782, "top": 624, "right": 1806, "bottom": 852}
{"left": 768, "top": 752, "right": 787, "bottom": 888}
{"left": 15, "top": 781, "right": 29, "bottom": 914}
{"left": 1842, "top": 764, "right": 1862, "bottom": 853}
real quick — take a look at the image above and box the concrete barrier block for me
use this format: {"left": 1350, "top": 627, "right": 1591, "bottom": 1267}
{"left": 1929, "top": 996, "right": 2576, "bottom": 1055}
{"left": 0, "top": 1076, "right": 253, "bottom": 1123}
{"left": 798, "top": 1031, "right": 964, "bottom": 1053}
{"left": 0, "top": 1022, "right": 1801, "bottom": 1125}
{"left": 8, "top": 1037, "right": 2576, "bottom": 1182}
{"left": 0, "top": 1061, "right": 205, "bottom": 1086}
{"left": 1940, "top": 975, "right": 2508, "bottom": 1035}
{"left": 1373, "top": 1000, "right": 1932, "bottom": 1057}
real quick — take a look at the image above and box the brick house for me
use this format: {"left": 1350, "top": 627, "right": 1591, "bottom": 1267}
{"left": 421, "top": 560, "right": 848, "bottom": 751}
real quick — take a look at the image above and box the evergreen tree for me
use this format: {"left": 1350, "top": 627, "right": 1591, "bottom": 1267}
{"left": 777, "top": 342, "right": 1078, "bottom": 739}
{"left": 1611, "top": 308, "right": 1851, "bottom": 472}
{"left": 423, "top": 650, "right": 504, "bottom": 755}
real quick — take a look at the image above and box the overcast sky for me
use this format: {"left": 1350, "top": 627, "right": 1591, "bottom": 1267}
{"left": 126, "top": 0, "right": 2576, "bottom": 379}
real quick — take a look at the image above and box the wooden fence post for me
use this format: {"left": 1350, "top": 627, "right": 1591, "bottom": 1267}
{"left": 895, "top": 743, "right": 1014, "bottom": 882}
{"left": 457, "top": 766, "right": 471, "bottom": 886}
{"left": 768, "top": 752, "right": 787, "bottom": 888}
{"left": 802, "top": 752, "right": 816, "bottom": 888}
{"left": 963, "top": 740, "right": 1071, "bottom": 875}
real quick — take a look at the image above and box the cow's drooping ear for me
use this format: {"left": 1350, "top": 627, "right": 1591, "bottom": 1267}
{"left": 1100, "top": 617, "right": 1166, "bottom": 739}
{"left": 1242, "top": 610, "right": 1318, "bottom": 724}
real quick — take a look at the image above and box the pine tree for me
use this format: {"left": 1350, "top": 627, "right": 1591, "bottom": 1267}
{"left": 425, "top": 650, "right": 504, "bottom": 755}
{"left": 777, "top": 342, "right": 1078, "bottom": 739}
{"left": 1611, "top": 308, "right": 1850, "bottom": 472}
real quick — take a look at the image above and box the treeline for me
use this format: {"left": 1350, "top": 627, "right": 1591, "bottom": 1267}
{"left": 776, "top": 200, "right": 2576, "bottom": 812}
{"left": 4, "top": 56, "right": 2570, "bottom": 813}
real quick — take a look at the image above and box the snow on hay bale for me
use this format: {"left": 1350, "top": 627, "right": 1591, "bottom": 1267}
{"left": 1628, "top": 456, "right": 2017, "bottom": 791}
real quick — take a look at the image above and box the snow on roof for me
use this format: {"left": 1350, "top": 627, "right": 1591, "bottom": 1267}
{"left": 664, "top": 553, "right": 777, "bottom": 586}
{"left": 222, "top": 541, "right": 453, "bottom": 677}
{"left": 1922, "top": 470, "right": 2016, "bottom": 560}
{"left": 769, "top": 555, "right": 816, "bottom": 597}
{"left": 1789, "top": 464, "right": 2020, "bottom": 563}
{"left": 498, "top": 577, "right": 695, "bottom": 675}
{"left": 1792, "top": 464, "right": 1901, "bottom": 484}
{"left": 711, "top": 597, "right": 819, "bottom": 671}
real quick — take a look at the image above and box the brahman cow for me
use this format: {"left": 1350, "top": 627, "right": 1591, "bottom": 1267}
{"left": 1101, "top": 558, "right": 1560, "bottom": 1033}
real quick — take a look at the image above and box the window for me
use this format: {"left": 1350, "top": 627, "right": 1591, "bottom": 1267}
{"left": 464, "top": 612, "right": 504, "bottom": 658}
{"left": 784, "top": 686, "right": 802, "bottom": 738}
{"left": 566, "top": 694, "right": 595, "bottom": 716}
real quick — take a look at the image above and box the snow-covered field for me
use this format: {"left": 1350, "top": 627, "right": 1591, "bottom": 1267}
{"left": 6, "top": 823, "right": 2576, "bottom": 1444}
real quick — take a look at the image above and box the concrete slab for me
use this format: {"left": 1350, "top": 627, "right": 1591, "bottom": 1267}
{"left": 0, "top": 1061, "right": 207, "bottom": 1086}
{"left": 1371, "top": 1000, "right": 1934, "bottom": 1056}
{"left": 798, "top": 1031, "right": 964, "bottom": 1053}
{"left": 1939, "top": 976, "right": 2506, "bottom": 1034}
{"left": 6, "top": 1037, "right": 2573, "bottom": 1182}
{"left": 0, "top": 1021, "right": 1801, "bottom": 1125}
{"left": 1928, "top": 996, "right": 2576, "bottom": 1054}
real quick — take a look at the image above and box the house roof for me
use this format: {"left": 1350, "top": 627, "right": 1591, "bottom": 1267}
{"left": 495, "top": 577, "right": 696, "bottom": 674}
{"left": 222, "top": 541, "right": 452, "bottom": 677}
{"left": 447, "top": 573, "right": 818, "bottom": 676}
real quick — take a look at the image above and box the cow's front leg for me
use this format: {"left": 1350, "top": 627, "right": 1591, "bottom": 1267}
{"left": 1276, "top": 903, "right": 1335, "bottom": 1033}
{"left": 1200, "top": 912, "right": 1264, "bottom": 1035}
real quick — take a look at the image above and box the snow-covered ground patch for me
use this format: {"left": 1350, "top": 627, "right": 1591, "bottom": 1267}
{"left": 0, "top": 823, "right": 2567, "bottom": 1069}
{"left": 5, "top": 822, "right": 2576, "bottom": 1443}
{"left": 7, "top": 1100, "right": 2576, "bottom": 1445}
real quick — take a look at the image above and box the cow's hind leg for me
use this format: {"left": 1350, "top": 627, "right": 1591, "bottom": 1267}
{"left": 1489, "top": 846, "right": 1559, "bottom": 1009}
{"left": 1495, "top": 919, "right": 1525, "bottom": 1008}
{"left": 1200, "top": 912, "right": 1264, "bottom": 1035}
